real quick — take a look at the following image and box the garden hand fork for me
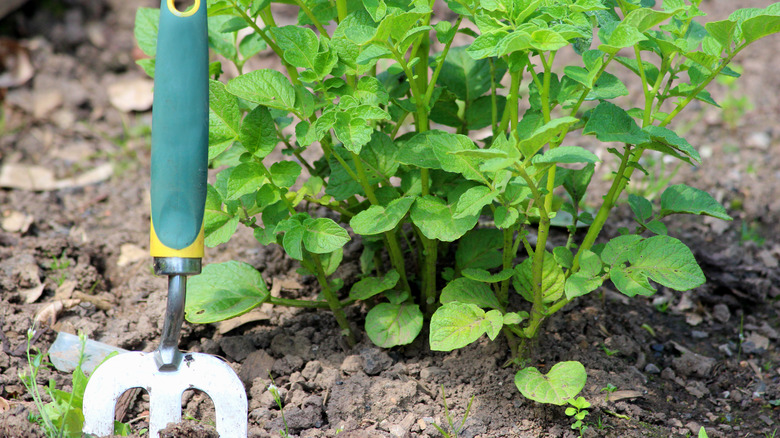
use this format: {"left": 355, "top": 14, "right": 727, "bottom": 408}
{"left": 82, "top": 1, "right": 247, "bottom": 436}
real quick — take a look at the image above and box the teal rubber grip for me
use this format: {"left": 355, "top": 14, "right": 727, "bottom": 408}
{"left": 150, "top": 0, "right": 208, "bottom": 250}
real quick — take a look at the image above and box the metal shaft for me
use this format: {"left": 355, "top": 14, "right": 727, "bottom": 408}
{"left": 153, "top": 257, "right": 201, "bottom": 371}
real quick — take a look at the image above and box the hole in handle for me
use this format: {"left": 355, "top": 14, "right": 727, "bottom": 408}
{"left": 167, "top": 0, "right": 200, "bottom": 17}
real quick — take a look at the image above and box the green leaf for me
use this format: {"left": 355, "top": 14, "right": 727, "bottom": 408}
{"left": 437, "top": 46, "right": 493, "bottom": 102}
{"left": 429, "top": 302, "right": 491, "bottom": 351}
{"left": 532, "top": 146, "right": 599, "bottom": 165}
{"left": 642, "top": 125, "right": 700, "bottom": 164}
{"left": 334, "top": 112, "right": 373, "bottom": 154}
{"left": 411, "top": 195, "right": 479, "bottom": 242}
{"left": 503, "top": 311, "right": 528, "bottom": 325}
{"left": 456, "top": 229, "right": 504, "bottom": 270}
{"left": 465, "top": 95, "right": 506, "bottom": 130}
{"left": 659, "top": 184, "right": 731, "bottom": 221}
{"left": 364, "top": 0, "right": 388, "bottom": 21}
{"left": 454, "top": 185, "right": 498, "bottom": 218}
{"left": 514, "top": 361, "right": 587, "bottom": 406}
{"left": 609, "top": 235, "right": 706, "bottom": 297}
{"left": 461, "top": 268, "right": 514, "bottom": 284}
{"left": 134, "top": 8, "right": 159, "bottom": 57}
{"left": 584, "top": 101, "right": 649, "bottom": 144}
{"left": 209, "top": 80, "right": 240, "bottom": 159}
{"left": 601, "top": 234, "right": 643, "bottom": 265}
{"left": 586, "top": 72, "right": 629, "bottom": 100}
{"left": 600, "top": 22, "right": 647, "bottom": 54}
{"left": 565, "top": 250, "right": 603, "bottom": 299}
{"left": 303, "top": 218, "right": 350, "bottom": 254}
{"left": 518, "top": 117, "right": 579, "bottom": 159}
{"left": 484, "top": 309, "right": 503, "bottom": 340}
{"left": 741, "top": 14, "right": 780, "bottom": 43}
{"left": 186, "top": 261, "right": 269, "bottom": 323}
{"left": 282, "top": 224, "right": 305, "bottom": 260}
{"left": 494, "top": 206, "right": 520, "bottom": 229}
{"left": 227, "top": 162, "right": 265, "bottom": 200}
{"left": 561, "top": 163, "right": 595, "bottom": 205}
{"left": 440, "top": 277, "right": 502, "bottom": 309}
{"left": 513, "top": 252, "right": 565, "bottom": 303}
{"left": 366, "top": 303, "right": 424, "bottom": 348}
{"left": 628, "top": 193, "right": 653, "bottom": 223}
{"left": 705, "top": 19, "right": 737, "bottom": 49}
{"left": 529, "top": 29, "right": 569, "bottom": 52}
{"left": 349, "top": 270, "right": 400, "bottom": 300}
{"left": 239, "top": 105, "right": 276, "bottom": 158}
{"left": 270, "top": 25, "right": 319, "bottom": 70}
{"left": 226, "top": 69, "right": 296, "bottom": 113}
{"left": 270, "top": 161, "right": 301, "bottom": 188}
{"left": 350, "top": 197, "right": 415, "bottom": 235}
{"left": 553, "top": 247, "right": 574, "bottom": 269}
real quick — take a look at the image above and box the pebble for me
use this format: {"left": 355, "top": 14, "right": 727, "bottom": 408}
{"left": 239, "top": 349, "right": 275, "bottom": 384}
{"left": 644, "top": 363, "right": 661, "bottom": 374}
{"left": 340, "top": 355, "right": 363, "bottom": 374}
{"left": 691, "top": 330, "right": 709, "bottom": 339}
{"left": 758, "top": 321, "right": 779, "bottom": 339}
{"left": 359, "top": 347, "right": 393, "bottom": 375}
{"left": 759, "top": 414, "right": 775, "bottom": 426}
{"left": 746, "top": 130, "right": 772, "bottom": 149}
{"left": 301, "top": 360, "right": 322, "bottom": 381}
{"left": 661, "top": 367, "right": 676, "bottom": 380}
{"left": 718, "top": 343, "right": 734, "bottom": 357}
{"left": 672, "top": 350, "right": 716, "bottom": 378}
{"left": 712, "top": 304, "right": 731, "bottom": 323}
{"left": 419, "top": 366, "right": 447, "bottom": 381}
{"left": 741, "top": 333, "right": 769, "bottom": 355}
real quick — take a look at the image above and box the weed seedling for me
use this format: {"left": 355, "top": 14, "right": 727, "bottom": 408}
{"left": 432, "top": 385, "right": 475, "bottom": 438}
{"left": 565, "top": 397, "right": 591, "bottom": 437}
{"left": 600, "top": 344, "right": 620, "bottom": 357}
{"left": 600, "top": 383, "right": 617, "bottom": 401}
{"left": 19, "top": 328, "right": 131, "bottom": 437}
{"left": 47, "top": 250, "right": 71, "bottom": 287}
{"left": 267, "top": 379, "right": 289, "bottom": 438}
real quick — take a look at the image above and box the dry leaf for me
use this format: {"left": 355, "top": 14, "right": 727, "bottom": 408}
{"left": 0, "top": 37, "right": 33, "bottom": 88}
{"left": 0, "top": 163, "right": 113, "bottom": 191}
{"left": 54, "top": 279, "right": 77, "bottom": 300}
{"left": 22, "top": 283, "right": 45, "bottom": 304}
{"left": 107, "top": 77, "right": 154, "bottom": 112}
{"left": 605, "top": 390, "right": 644, "bottom": 402}
{"left": 217, "top": 308, "right": 271, "bottom": 335}
{"left": 34, "top": 299, "right": 81, "bottom": 327}
{"left": 32, "top": 89, "right": 64, "bottom": 118}
{"left": 0, "top": 396, "right": 9, "bottom": 413}
{"left": 1, "top": 210, "right": 33, "bottom": 233}
{"left": 117, "top": 243, "right": 147, "bottom": 267}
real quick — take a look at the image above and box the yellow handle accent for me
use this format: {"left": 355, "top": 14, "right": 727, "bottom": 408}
{"left": 150, "top": 220, "right": 205, "bottom": 258}
{"left": 167, "top": 0, "right": 201, "bottom": 17}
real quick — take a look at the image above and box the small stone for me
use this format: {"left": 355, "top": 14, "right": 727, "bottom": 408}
{"left": 359, "top": 347, "right": 393, "bottom": 375}
{"left": 746, "top": 130, "right": 772, "bottom": 149}
{"left": 758, "top": 322, "right": 779, "bottom": 340}
{"left": 661, "top": 367, "right": 676, "bottom": 380}
{"left": 742, "top": 333, "right": 770, "bottom": 355}
{"left": 686, "top": 421, "right": 702, "bottom": 435}
{"left": 340, "top": 355, "right": 363, "bottom": 374}
{"left": 301, "top": 360, "right": 322, "bottom": 381}
{"left": 718, "top": 343, "right": 733, "bottom": 357}
{"left": 219, "top": 336, "right": 254, "bottom": 362}
{"left": 712, "top": 304, "right": 731, "bottom": 323}
{"left": 691, "top": 330, "right": 709, "bottom": 339}
{"left": 759, "top": 414, "right": 775, "bottom": 426}
{"left": 272, "top": 355, "right": 304, "bottom": 375}
{"left": 673, "top": 350, "right": 716, "bottom": 378}
{"left": 239, "top": 350, "right": 275, "bottom": 384}
{"left": 419, "top": 366, "right": 447, "bottom": 381}
{"left": 32, "top": 89, "right": 64, "bottom": 118}
{"left": 644, "top": 363, "right": 661, "bottom": 374}
{"left": 418, "top": 417, "right": 434, "bottom": 431}
{"left": 685, "top": 312, "right": 703, "bottom": 326}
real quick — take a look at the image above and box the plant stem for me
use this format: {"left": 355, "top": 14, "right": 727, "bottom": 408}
{"left": 292, "top": 0, "right": 329, "bottom": 37}
{"left": 310, "top": 252, "right": 356, "bottom": 346}
{"left": 268, "top": 295, "right": 355, "bottom": 309}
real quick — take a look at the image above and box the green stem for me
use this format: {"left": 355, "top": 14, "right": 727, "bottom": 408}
{"left": 268, "top": 295, "right": 356, "bottom": 309}
{"left": 498, "top": 225, "right": 515, "bottom": 309}
{"left": 499, "top": 69, "right": 522, "bottom": 137}
{"left": 424, "top": 17, "right": 463, "bottom": 107}
{"left": 335, "top": 0, "right": 348, "bottom": 23}
{"left": 292, "top": 0, "right": 329, "bottom": 37}
{"left": 571, "top": 144, "right": 633, "bottom": 273}
{"left": 310, "top": 252, "right": 356, "bottom": 346}
{"left": 351, "top": 153, "right": 412, "bottom": 293}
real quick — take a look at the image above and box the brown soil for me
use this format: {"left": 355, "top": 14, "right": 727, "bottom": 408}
{"left": 1, "top": 1, "right": 779, "bottom": 437}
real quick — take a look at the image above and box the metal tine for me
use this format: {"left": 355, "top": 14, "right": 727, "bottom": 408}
{"left": 83, "top": 351, "right": 247, "bottom": 437}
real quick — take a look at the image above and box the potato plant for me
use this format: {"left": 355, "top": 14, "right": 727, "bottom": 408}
{"left": 136, "top": 0, "right": 780, "bottom": 405}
